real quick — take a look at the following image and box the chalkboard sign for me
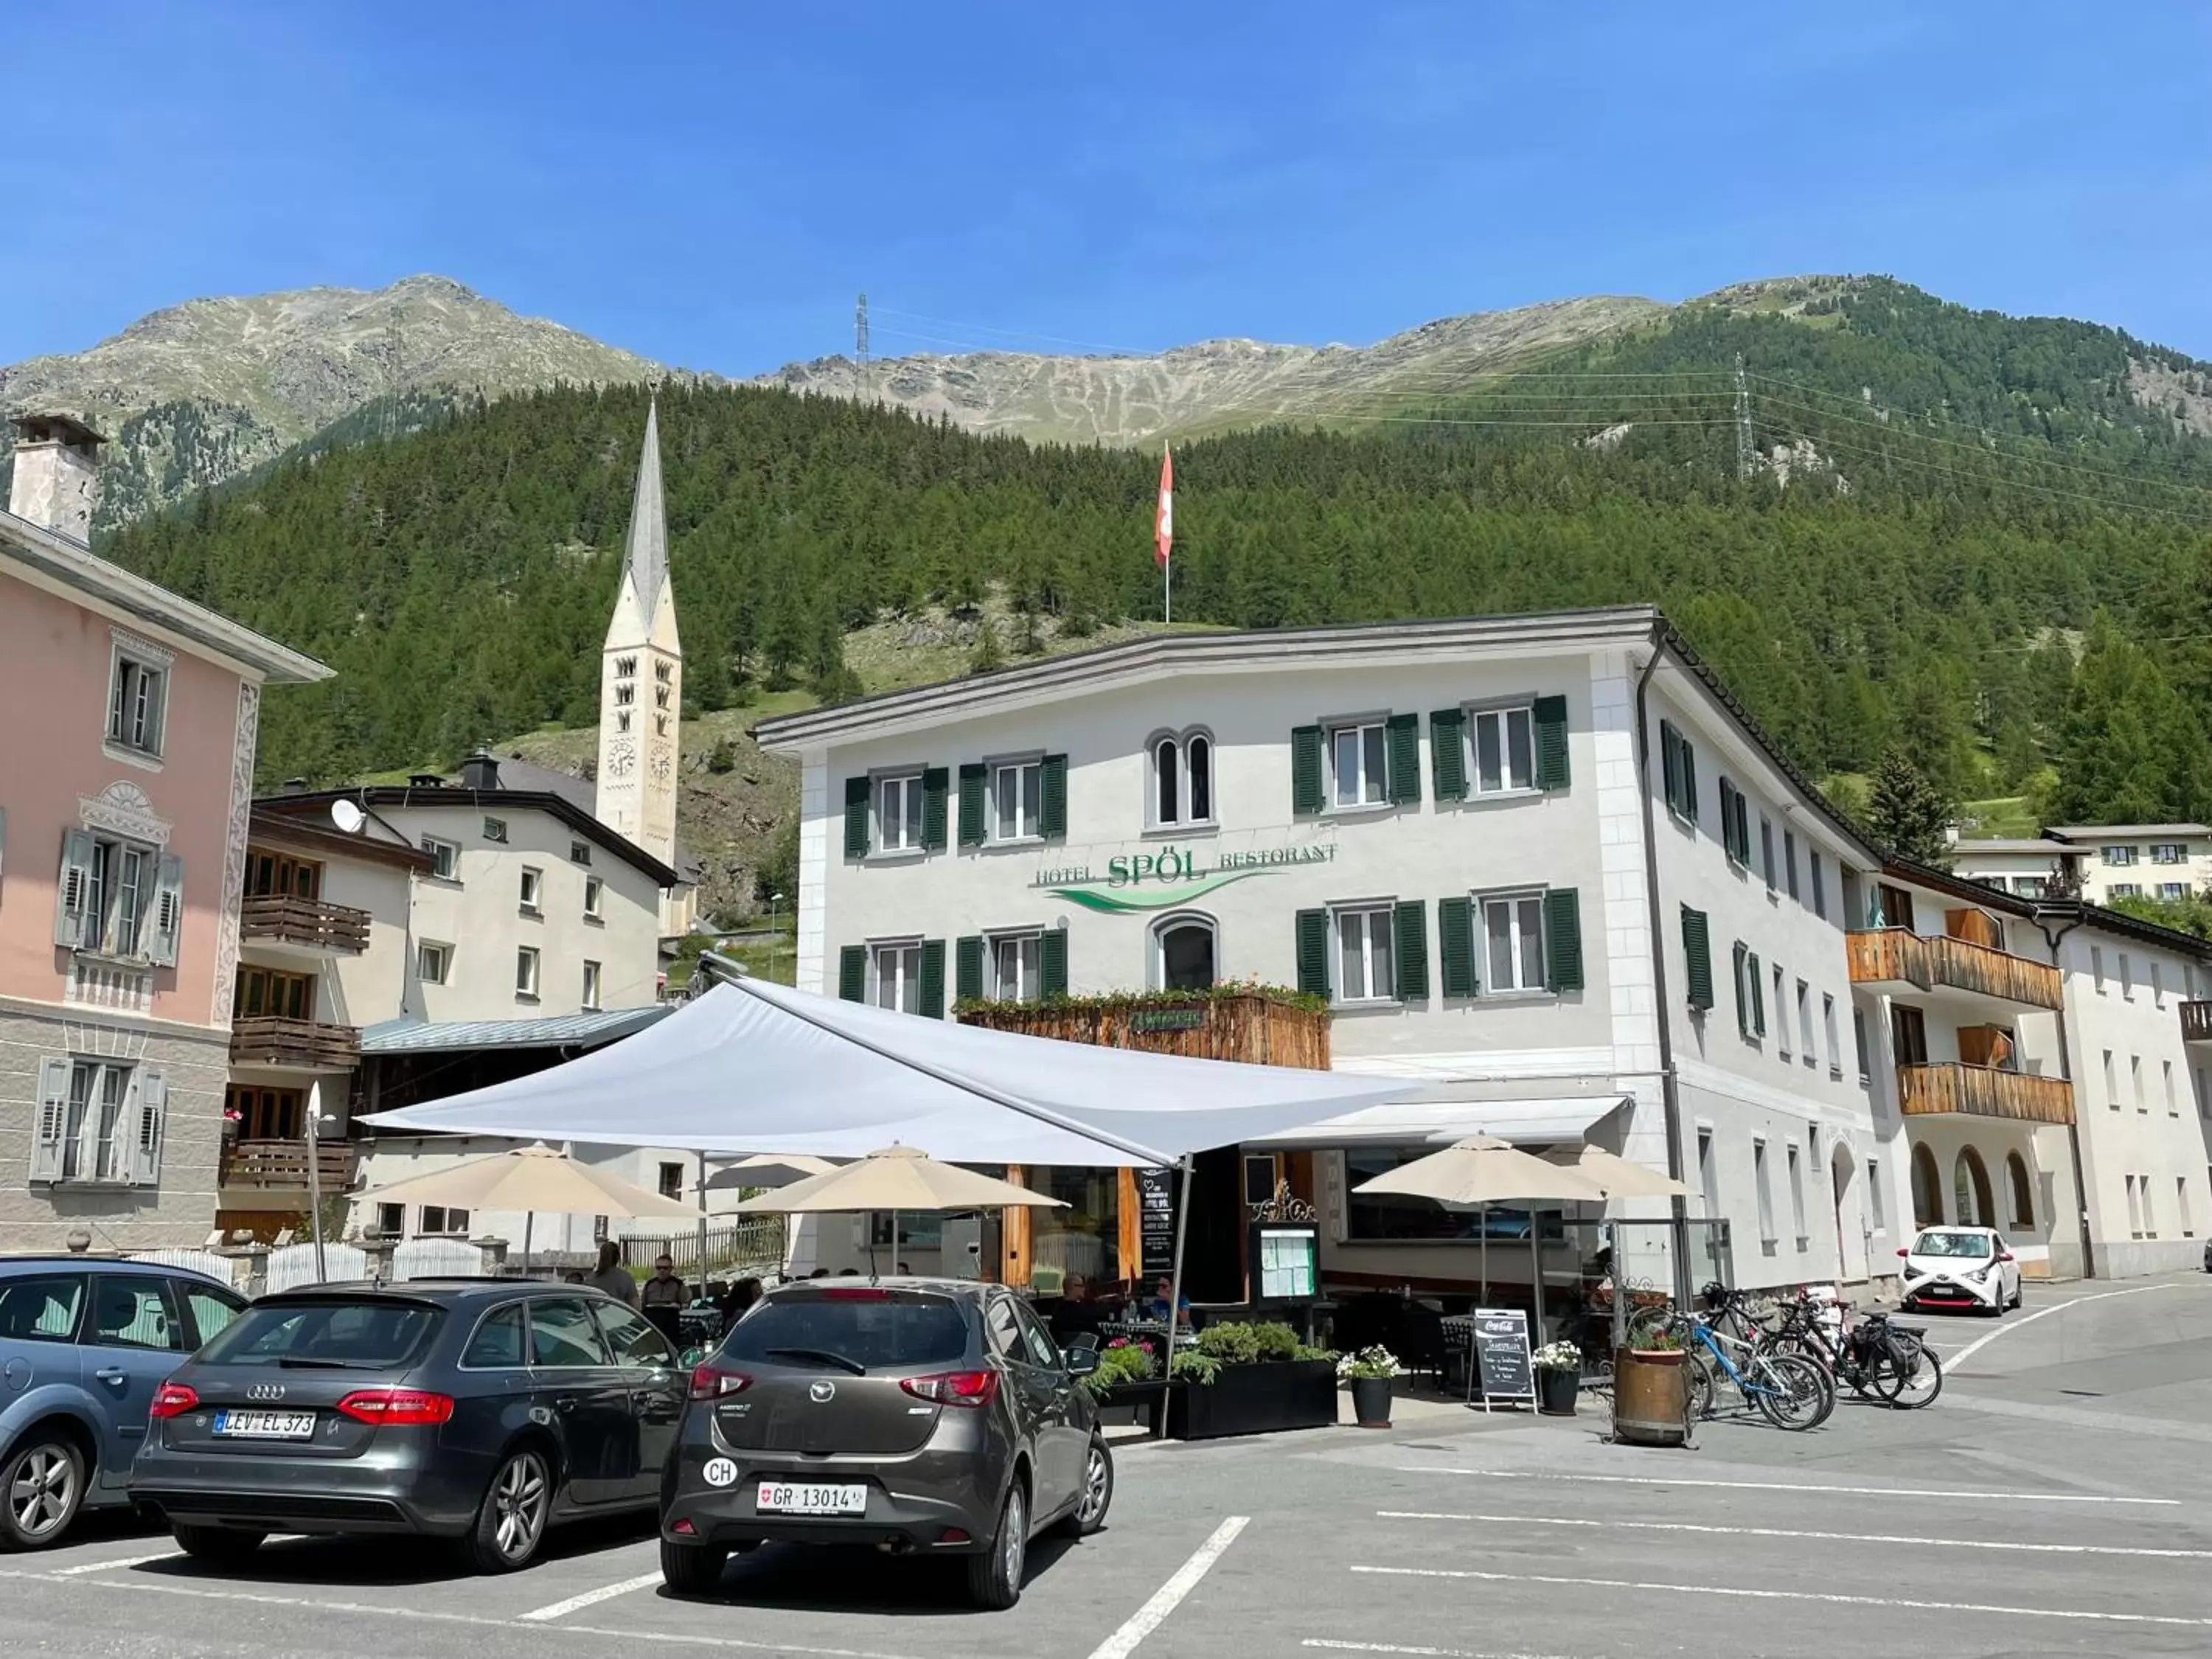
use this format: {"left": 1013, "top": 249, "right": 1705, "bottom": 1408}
{"left": 1137, "top": 1166, "right": 1179, "bottom": 1278}
{"left": 1470, "top": 1307, "right": 1534, "bottom": 1408}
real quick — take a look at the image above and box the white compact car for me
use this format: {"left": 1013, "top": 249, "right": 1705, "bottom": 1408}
{"left": 1898, "top": 1226, "right": 2021, "bottom": 1315}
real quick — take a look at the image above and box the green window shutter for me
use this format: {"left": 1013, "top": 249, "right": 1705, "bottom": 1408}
{"left": 957, "top": 764, "right": 988, "bottom": 846}
{"left": 1438, "top": 897, "right": 1477, "bottom": 998}
{"left": 1290, "top": 726, "right": 1325, "bottom": 815}
{"left": 1531, "top": 695, "right": 1570, "bottom": 790}
{"left": 919, "top": 939, "right": 947, "bottom": 1019}
{"left": 843, "top": 777, "right": 871, "bottom": 860}
{"left": 1681, "top": 907, "right": 1714, "bottom": 1010}
{"left": 1040, "top": 754, "right": 1068, "bottom": 839}
{"left": 1543, "top": 888, "right": 1584, "bottom": 992}
{"left": 1760, "top": 819, "right": 1776, "bottom": 894}
{"left": 1429, "top": 709, "right": 1467, "bottom": 801}
{"left": 1040, "top": 929, "right": 1068, "bottom": 998}
{"left": 1732, "top": 941, "right": 1750, "bottom": 1037}
{"left": 920, "top": 768, "right": 949, "bottom": 850}
{"left": 1680, "top": 735, "right": 1699, "bottom": 824}
{"left": 1385, "top": 712, "right": 1422, "bottom": 806}
{"left": 1295, "top": 908, "right": 1330, "bottom": 998}
{"left": 838, "top": 945, "right": 866, "bottom": 1003}
{"left": 954, "top": 935, "right": 984, "bottom": 1002}
{"left": 1393, "top": 900, "right": 1430, "bottom": 1001}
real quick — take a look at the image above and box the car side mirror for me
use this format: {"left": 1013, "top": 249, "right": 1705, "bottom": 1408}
{"left": 1064, "top": 1346, "right": 1100, "bottom": 1377}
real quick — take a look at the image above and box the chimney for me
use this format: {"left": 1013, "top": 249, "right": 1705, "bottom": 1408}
{"left": 460, "top": 751, "right": 501, "bottom": 791}
{"left": 281, "top": 776, "right": 310, "bottom": 794}
{"left": 407, "top": 772, "right": 445, "bottom": 789}
{"left": 8, "top": 414, "right": 106, "bottom": 544}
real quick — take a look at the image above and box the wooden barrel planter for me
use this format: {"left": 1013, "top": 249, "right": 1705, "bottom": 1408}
{"left": 1610, "top": 1347, "right": 1690, "bottom": 1446}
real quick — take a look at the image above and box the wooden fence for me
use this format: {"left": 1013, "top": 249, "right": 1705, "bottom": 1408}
{"left": 959, "top": 993, "right": 1330, "bottom": 1070}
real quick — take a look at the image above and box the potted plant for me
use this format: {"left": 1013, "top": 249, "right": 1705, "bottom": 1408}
{"left": 1612, "top": 1324, "right": 1690, "bottom": 1447}
{"left": 1338, "top": 1345, "right": 1401, "bottom": 1428}
{"left": 1531, "top": 1340, "right": 1583, "bottom": 1415}
{"left": 1079, "top": 1337, "right": 1161, "bottom": 1427}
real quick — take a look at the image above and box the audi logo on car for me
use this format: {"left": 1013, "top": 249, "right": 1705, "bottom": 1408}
{"left": 808, "top": 1380, "right": 836, "bottom": 1403}
{"left": 245, "top": 1382, "right": 286, "bottom": 1402}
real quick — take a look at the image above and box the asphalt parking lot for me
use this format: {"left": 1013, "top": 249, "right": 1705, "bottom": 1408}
{"left": 9, "top": 1273, "right": 2211, "bottom": 1659}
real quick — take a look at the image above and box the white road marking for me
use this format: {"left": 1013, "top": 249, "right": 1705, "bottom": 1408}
{"left": 1085, "top": 1515, "right": 1250, "bottom": 1659}
{"left": 1392, "top": 1465, "right": 2178, "bottom": 1506}
{"left": 1349, "top": 1565, "right": 2212, "bottom": 1629}
{"left": 518, "top": 1569, "right": 667, "bottom": 1621}
{"left": 1377, "top": 1510, "right": 2212, "bottom": 1559}
{"left": 52, "top": 1550, "right": 181, "bottom": 1575}
{"left": 1945, "top": 1281, "right": 2186, "bottom": 1374}
{"left": 0, "top": 1568, "right": 920, "bottom": 1658}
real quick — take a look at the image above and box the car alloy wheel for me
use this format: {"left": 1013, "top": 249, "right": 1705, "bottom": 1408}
{"left": 1078, "top": 1444, "right": 1110, "bottom": 1526}
{"left": 494, "top": 1451, "right": 549, "bottom": 1560}
{"left": 1001, "top": 1484, "right": 1026, "bottom": 1590}
{"left": 4, "top": 1441, "right": 81, "bottom": 1547}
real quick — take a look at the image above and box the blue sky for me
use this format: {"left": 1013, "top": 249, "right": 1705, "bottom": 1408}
{"left": 6, "top": 4, "right": 2211, "bottom": 372}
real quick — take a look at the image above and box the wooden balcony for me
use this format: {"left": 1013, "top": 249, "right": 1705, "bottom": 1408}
{"left": 959, "top": 992, "right": 1330, "bottom": 1070}
{"left": 1847, "top": 928, "right": 2062, "bottom": 1010}
{"left": 1897, "top": 1062, "right": 2076, "bottom": 1125}
{"left": 229, "top": 1015, "right": 361, "bottom": 1071}
{"left": 219, "top": 1138, "right": 355, "bottom": 1192}
{"left": 2182, "top": 1001, "right": 2212, "bottom": 1045}
{"left": 239, "top": 895, "right": 371, "bottom": 953}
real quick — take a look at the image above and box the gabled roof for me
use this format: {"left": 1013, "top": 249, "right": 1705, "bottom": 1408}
{"left": 482, "top": 754, "right": 703, "bottom": 885}
{"left": 361, "top": 1005, "right": 672, "bottom": 1055}
{"left": 259, "top": 783, "right": 680, "bottom": 888}
{"left": 2045, "top": 824, "right": 2211, "bottom": 841}
{"left": 247, "top": 805, "right": 436, "bottom": 874}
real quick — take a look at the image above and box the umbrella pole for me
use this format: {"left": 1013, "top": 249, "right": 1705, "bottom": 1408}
{"left": 1480, "top": 1205, "right": 1489, "bottom": 1307}
{"left": 1154, "top": 1153, "right": 1194, "bottom": 1443}
{"left": 1528, "top": 1211, "right": 1543, "bottom": 1346}
{"left": 521, "top": 1211, "right": 533, "bottom": 1279}
{"left": 695, "top": 1149, "right": 709, "bottom": 1296}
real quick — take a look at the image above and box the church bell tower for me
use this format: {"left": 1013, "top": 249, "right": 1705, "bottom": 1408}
{"left": 595, "top": 398, "right": 682, "bottom": 872}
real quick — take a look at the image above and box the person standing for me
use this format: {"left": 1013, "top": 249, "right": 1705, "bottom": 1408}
{"left": 585, "top": 1239, "right": 638, "bottom": 1307}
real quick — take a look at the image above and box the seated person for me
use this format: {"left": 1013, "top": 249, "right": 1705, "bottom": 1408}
{"left": 1144, "top": 1275, "right": 1192, "bottom": 1323}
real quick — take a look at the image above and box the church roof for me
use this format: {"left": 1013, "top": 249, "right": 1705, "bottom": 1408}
{"left": 624, "top": 398, "right": 670, "bottom": 622}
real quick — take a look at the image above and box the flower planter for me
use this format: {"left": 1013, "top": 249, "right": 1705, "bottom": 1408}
{"left": 1093, "top": 1380, "right": 1167, "bottom": 1430}
{"left": 1349, "top": 1374, "right": 1394, "bottom": 1427}
{"left": 1536, "top": 1367, "right": 1580, "bottom": 1416}
{"left": 1610, "top": 1346, "right": 1689, "bottom": 1447}
{"left": 1164, "top": 1359, "right": 1340, "bottom": 1440}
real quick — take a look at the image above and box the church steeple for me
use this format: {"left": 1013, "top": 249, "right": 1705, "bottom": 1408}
{"left": 595, "top": 397, "right": 682, "bottom": 881}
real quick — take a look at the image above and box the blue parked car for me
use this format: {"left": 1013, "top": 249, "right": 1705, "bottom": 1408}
{"left": 0, "top": 1257, "right": 246, "bottom": 1549}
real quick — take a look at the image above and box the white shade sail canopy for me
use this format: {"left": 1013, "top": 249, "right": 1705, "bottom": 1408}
{"left": 359, "top": 978, "right": 1414, "bottom": 1168}
{"left": 729, "top": 1147, "right": 1065, "bottom": 1214}
{"left": 355, "top": 1144, "right": 698, "bottom": 1221}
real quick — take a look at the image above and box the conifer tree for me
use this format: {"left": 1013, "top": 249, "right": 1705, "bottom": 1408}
{"left": 1865, "top": 747, "right": 1957, "bottom": 865}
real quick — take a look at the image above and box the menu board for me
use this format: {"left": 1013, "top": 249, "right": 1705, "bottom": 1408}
{"left": 1471, "top": 1307, "right": 1535, "bottom": 1406}
{"left": 1137, "top": 1166, "right": 1178, "bottom": 1278}
{"left": 1253, "top": 1224, "right": 1318, "bottom": 1301}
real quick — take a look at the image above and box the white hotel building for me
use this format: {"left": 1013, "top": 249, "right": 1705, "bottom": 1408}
{"left": 759, "top": 607, "right": 2209, "bottom": 1298}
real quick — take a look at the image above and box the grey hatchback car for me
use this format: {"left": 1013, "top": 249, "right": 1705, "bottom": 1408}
{"left": 0, "top": 1257, "right": 246, "bottom": 1550}
{"left": 128, "top": 1279, "right": 684, "bottom": 1572}
{"left": 660, "top": 1279, "right": 1113, "bottom": 1609}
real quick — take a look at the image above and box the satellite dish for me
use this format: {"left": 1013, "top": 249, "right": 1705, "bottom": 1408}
{"left": 330, "top": 799, "right": 366, "bottom": 834}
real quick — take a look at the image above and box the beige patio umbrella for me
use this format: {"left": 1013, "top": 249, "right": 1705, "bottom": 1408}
{"left": 1549, "top": 1145, "right": 1690, "bottom": 1200}
{"left": 360, "top": 1143, "right": 696, "bottom": 1270}
{"left": 731, "top": 1145, "right": 1064, "bottom": 1277}
{"left": 1353, "top": 1135, "right": 1609, "bottom": 1310}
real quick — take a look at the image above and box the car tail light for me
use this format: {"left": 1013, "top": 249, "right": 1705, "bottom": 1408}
{"left": 150, "top": 1381, "right": 198, "bottom": 1420}
{"left": 689, "top": 1364, "right": 752, "bottom": 1400}
{"left": 821, "top": 1287, "right": 891, "bottom": 1301}
{"left": 1896, "top": 1247, "right": 1910, "bottom": 1257}
{"left": 336, "top": 1388, "right": 455, "bottom": 1426}
{"left": 902, "top": 1369, "right": 999, "bottom": 1408}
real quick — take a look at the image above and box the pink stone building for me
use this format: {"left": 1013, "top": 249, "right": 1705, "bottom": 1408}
{"left": 1, "top": 415, "right": 327, "bottom": 1250}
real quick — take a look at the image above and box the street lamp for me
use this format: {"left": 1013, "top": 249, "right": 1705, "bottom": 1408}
{"left": 303, "top": 1080, "right": 341, "bottom": 1283}
{"left": 770, "top": 891, "right": 786, "bottom": 942}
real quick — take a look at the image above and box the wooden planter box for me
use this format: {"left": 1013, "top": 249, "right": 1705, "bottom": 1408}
{"left": 1164, "top": 1359, "right": 1339, "bottom": 1440}
{"left": 1092, "top": 1380, "right": 1169, "bottom": 1430}
{"left": 959, "top": 993, "right": 1330, "bottom": 1071}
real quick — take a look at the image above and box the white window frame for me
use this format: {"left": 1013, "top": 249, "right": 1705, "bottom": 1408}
{"left": 1822, "top": 992, "right": 1840, "bottom": 1079}
{"left": 582, "top": 959, "right": 602, "bottom": 1012}
{"left": 375, "top": 1202, "right": 406, "bottom": 1237}
{"left": 2153, "top": 962, "right": 2166, "bottom": 1006}
{"left": 2132, "top": 1052, "right": 2144, "bottom": 1110}
{"left": 83, "top": 835, "right": 155, "bottom": 959}
{"left": 1332, "top": 902, "right": 1398, "bottom": 1005}
{"left": 420, "top": 1205, "right": 471, "bottom": 1237}
{"left": 1773, "top": 964, "right": 1790, "bottom": 1058}
{"left": 2119, "top": 953, "right": 2134, "bottom": 1000}
{"left": 583, "top": 876, "right": 604, "bottom": 919}
{"left": 1326, "top": 718, "right": 1389, "bottom": 810}
{"left": 1466, "top": 703, "right": 1536, "bottom": 799}
{"left": 1867, "top": 1158, "right": 1885, "bottom": 1232}
{"left": 519, "top": 866, "right": 543, "bottom": 914}
{"left": 2103, "top": 844, "right": 2134, "bottom": 866}
{"left": 871, "top": 939, "right": 925, "bottom": 1013}
{"left": 2164, "top": 1059, "right": 2177, "bottom": 1115}
{"left": 2109, "top": 882, "right": 2140, "bottom": 900}
{"left": 1786, "top": 1142, "right": 1807, "bottom": 1252}
{"left": 59, "top": 1058, "right": 135, "bottom": 1183}
{"left": 1696, "top": 1126, "right": 1718, "bottom": 1208}
{"left": 482, "top": 816, "right": 508, "bottom": 844}
{"left": 569, "top": 839, "right": 592, "bottom": 866}
{"left": 417, "top": 940, "right": 451, "bottom": 985}
{"left": 875, "top": 771, "right": 926, "bottom": 855}
{"left": 515, "top": 945, "right": 540, "bottom": 1001}
{"left": 104, "top": 638, "right": 170, "bottom": 761}
{"left": 1797, "top": 980, "right": 1816, "bottom": 1068}
{"left": 2151, "top": 842, "right": 2187, "bottom": 864}
{"left": 989, "top": 757, "right": 1044, "bottom": 844}
{"left": 987, "top": 931, "right": 1042, "bottom": 1003}
{"left": 2160, "top": 882, "right": 2188, "bottom": 901}
{"left": 2103, "top": 1048, "right": 2116, "bottom": 1107}
{"left": 1150, "top": 912, "right": 1220, "bottom": 992}
{"left": 1810, "top": 852, "right": 1827, "bottom": 919}
{"left": 1477, "top": 889, "right": 1549, "bottom": 997}
{"left": 1753, "top": 1138, "right": 1776, "bottom": 1251}
{"left": 422, "top": 836, "right": 461, "bottom": 882}
{"left": 1148, "top": 729, "right": 1217, "bottom": 829}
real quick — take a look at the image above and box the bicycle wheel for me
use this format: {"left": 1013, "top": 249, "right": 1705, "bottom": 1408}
{"left": 1750, "top": 1353, "right": 1830, "bottom": 1431}
{"left": 1874, "top": 1335, "right": 1944, "bottom": 1409}
{"left": 1686, "top": 1349, "right": 1719, "bottom": 1421}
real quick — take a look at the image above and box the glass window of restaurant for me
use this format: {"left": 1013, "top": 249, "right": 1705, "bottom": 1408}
{"left": 1028, "top": 1166, "right": 1121, "bottom": 1293}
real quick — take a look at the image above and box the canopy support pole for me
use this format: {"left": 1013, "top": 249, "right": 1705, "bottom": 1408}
{"left": 696, "top": 1148, "right": 710, "bottom": 1295}
{"left": 1155, "top": 1152, "right": 1194, "bottom": 1442}
{"left": 1528, "top": 1212, "right": 1543, "bottom": 1346}
{"left": 521, "top": 1211, "right": 534, "bottom": 1279}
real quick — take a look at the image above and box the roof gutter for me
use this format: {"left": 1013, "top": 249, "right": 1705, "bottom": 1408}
{"left": 1632, "top": 627, "right": 1694, "bottom": 1310}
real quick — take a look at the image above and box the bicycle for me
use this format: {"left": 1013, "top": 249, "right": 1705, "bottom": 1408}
{"left": 1671, "top": 1310, "right": 1832, "bottom": 1431}
{"left": 1758, "top": 1290, "right": 1942, "bottom": 1409}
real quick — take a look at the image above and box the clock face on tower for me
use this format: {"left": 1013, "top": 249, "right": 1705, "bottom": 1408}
{"left": 605, "top": 739, "right": 636, "bottom": 779}
{"left": 649, "top": 742, "right": 673, "bottom": 784}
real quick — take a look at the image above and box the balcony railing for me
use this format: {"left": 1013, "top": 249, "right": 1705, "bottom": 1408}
{"left": 238, "top": 895, "right": 371, "bottom": 953}
{"left": 1896, "top": 1062, "right": 2076, "bottom": 1125}
{"left": 1846, "top": 928, "right": 2062, "bottom": 1010}
{"left": 219, "top": 1138, "right": 355, "bottom": 1192}
{"left": 2182, "top": 1001, "right": 2212, "bottom": 1044}
{"left": 229, "top": 1015, "right": 361, "bottom": 1070}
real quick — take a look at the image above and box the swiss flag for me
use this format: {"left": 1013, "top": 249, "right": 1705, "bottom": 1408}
{"left": 1155, "top": 447, "right": 1173, "bottom": 568}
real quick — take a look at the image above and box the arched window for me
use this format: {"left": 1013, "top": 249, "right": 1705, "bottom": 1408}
{"left": 1953, "top": 1147, "right": 1994, "bottom": 1228}
{"left": 1154, "top": 736, "right": 1180, "bottom": 824}
{"left": 1186, "top": 734, "right": 1212, "bottom": 821}
{"left": 1910, "top": 1142, "right": 1942, "bottom": 1228}
{"left": 2006, "top": 1152, "right": 2035, "bottom": 1229}
{"left": 1148, "top": 729, "right": 1217, "bottom": 827}
{"left": 1152, "top": 913, "right": 1217, "bottom": 992}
